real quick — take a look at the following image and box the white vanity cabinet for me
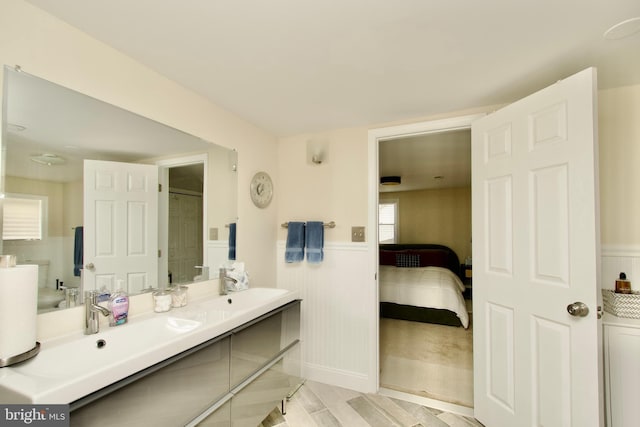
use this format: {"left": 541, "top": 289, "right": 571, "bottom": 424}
{"left": 603, "top": 313, "right": 640, "bottom": 427}
{"left": 70, "top": 300, "right": 301, "bottom": 426}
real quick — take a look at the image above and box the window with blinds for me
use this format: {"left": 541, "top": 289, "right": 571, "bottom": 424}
{"left": 2, "top": 195, "right": 45, "bottom": 240}
{"left": 378, "top": 201, "right": 398, "bottom": 244}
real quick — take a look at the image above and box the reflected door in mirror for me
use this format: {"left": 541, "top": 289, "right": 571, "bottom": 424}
{"left": 83, "top": 160, "right": 158, "bottom": 293}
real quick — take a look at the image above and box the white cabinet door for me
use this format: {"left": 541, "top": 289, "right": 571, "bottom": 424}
{"left": 472, "top": 68, "right": 601, "bottom": 426}
{"left": 604, "top": 323, "right": 640, "bottom": 427}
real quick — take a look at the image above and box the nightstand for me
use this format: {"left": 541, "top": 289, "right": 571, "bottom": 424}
{"left": 460, "top": 264, "right": 472, "bottom": 299}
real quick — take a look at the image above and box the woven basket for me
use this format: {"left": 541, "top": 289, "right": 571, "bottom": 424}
{"left": 602, "top": 289, "right": 640, "bottom": 319}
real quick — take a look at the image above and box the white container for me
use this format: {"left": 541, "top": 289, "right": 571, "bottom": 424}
{"left": 0, "top": 264, "right": 39, "bottom": 365}
{"left": 152, "top": 291, "right": 172, "bottom": 313}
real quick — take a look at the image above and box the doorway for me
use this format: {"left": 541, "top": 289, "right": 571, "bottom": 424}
{"left": 157, "top": 153, "right": 208, "bottom": 289}
{"left": 378, "top": 127, "right": 473, "bottom": 407}
{"left": 167, "top": 163, "right": 204, "bottom": 284}
{"left": 369, "top": 114, "right": 482, "bottom": 415}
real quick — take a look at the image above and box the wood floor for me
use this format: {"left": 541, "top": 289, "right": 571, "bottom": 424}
{"left": 260, "top": 380, "right": 484, "bottom": 427}
{"left": 379, "top": 316, "right": 474, "bottom": 407}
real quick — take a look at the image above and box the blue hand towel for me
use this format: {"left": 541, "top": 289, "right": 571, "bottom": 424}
{"left": 285, "top": 222, "right": 305, "bottom": 263}
{"left": 305, "top": 221, "right": 324, "bottom": 264}
{"left": 228, "top": 223, "right": 236, "bottom": 260}
{"left": 73, "top": 226, "right": 83, "bottom": 276}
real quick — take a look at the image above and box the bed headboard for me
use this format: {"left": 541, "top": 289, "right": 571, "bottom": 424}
{"left": 379, "top": 244, "right": 461, "bottom": 276}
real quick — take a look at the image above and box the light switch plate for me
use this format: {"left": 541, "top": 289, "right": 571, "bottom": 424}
{"left": 352, "top": 226, "right": 365, "bottom": 242}
{"left": 209, "top": 227, "right": 218, "bottom": 240}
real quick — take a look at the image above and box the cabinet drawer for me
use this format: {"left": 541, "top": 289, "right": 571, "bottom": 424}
{"left": 71, "top": 336, "right": 230, "bottom": 426}
{"left": 230, "top": 343, "right": 301, "bottom": 427}
{"left": 230, "top": 301, "right": 300, "bottom": 388}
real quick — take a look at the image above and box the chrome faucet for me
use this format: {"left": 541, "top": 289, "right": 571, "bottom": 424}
{"left": 85, "top": 290, "right": 111, "bottom": 335}
{"left": 219, "top": 267, "right": 237, "bottom": 295}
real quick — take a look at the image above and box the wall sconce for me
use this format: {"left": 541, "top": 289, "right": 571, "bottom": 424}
{"left": 306, "top": 138, "right": 329, "bottom": 165}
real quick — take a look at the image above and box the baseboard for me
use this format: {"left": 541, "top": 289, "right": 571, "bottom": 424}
{"left": 303, "top": 362, "right": 372, "bottom": 394}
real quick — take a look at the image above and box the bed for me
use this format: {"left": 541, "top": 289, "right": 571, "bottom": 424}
{"left": 379, "top": 244, "right": 469, "bottom": 328}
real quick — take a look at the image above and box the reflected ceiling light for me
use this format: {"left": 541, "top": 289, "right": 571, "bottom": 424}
{"left": 604, "top": 17, "right": 640, "bottom": 40}
{"left": 30, "top": 154, "right": 66, "bottom": 166}
{"left": 7, "top": 123, "right": 26, "bottom": 132}
{"left": 380, "top": 176, "right": 401, "bottom": 185}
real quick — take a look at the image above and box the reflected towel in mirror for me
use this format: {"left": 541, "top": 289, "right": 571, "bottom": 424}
{"left": 228, "top": 223, "right": 236, "bottom": 260}
{"left": 73, "top": 226, "right": 83, "bottom": 276}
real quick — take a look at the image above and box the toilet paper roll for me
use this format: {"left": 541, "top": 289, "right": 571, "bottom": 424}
{"left": 0, "top": 264, "right": 38, "bottom": 360}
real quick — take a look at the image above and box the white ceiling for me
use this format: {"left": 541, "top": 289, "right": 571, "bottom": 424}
{"left": 17, "top": 1, "right": 640, "bottom": 193}
{"left": 379, "top": 128, "right": 471, "bottom": 192}
{"left": 25, "top": 0, "right": 640, "bottom": 138}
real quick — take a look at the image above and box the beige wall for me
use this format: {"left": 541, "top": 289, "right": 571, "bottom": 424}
{"left": 598, "top": 84, "right": 640, "bottom": 246}
{"left": 278, "top": 85, "right": 640, "bottom": 250}
{"left": 0, "top": 0, "right": 279, "bottom": 285}
{"left": 380, "top": 186, "right": 472, "bottom": 262}
{"left": 277, "top": 127, "right": 369, "bottom": 242}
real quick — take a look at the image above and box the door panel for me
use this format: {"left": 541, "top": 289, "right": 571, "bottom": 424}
{"left": 84, "top": 160, "right": 158, "bottom": 294}
{"left": 472, "top": 67, "right": 602, "bottom": 426}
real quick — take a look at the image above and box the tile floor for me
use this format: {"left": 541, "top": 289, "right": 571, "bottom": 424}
{"left": 260, "top": 380, "right": 484, "bottom": 427}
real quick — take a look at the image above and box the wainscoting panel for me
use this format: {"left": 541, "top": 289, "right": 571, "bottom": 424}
{"left": 601, "top": 245, "right": 640, "bottom": 292}
{"left": 276, "top": 241, "right": 375, "bottom": 393}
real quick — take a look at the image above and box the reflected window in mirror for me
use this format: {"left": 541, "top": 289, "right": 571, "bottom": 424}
{"left": 2, "top": 194, "right": 47, "bottom": 241}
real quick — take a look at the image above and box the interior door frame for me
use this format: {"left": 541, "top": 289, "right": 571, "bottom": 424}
{"left": 156, "top": 153, "right": 208, "bottom": 288}
{"left": 367, "top": 113, "right": 484, "bottom": 413}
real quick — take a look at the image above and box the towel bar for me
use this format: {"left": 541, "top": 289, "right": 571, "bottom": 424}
{"left": 281, "top": 221, "right": 335, "bottom": 229}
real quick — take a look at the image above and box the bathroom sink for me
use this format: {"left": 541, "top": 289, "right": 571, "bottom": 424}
{"left": 11, "top": 316, "right": 200, "bottom": 380}
{"left": 0, "top": 287, "right": 298, "bottom": 404}
{"left": 190, "top": 287, "right": 290, "bottom": 312}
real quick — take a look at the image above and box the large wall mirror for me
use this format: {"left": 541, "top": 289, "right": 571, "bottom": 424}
{"left": 1, "top": 66, "right": 238, "bottom": 313}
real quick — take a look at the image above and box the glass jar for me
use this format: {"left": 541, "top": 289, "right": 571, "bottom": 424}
{"left": 152, "top": 290, "right": 172, "bottom": 312}
{"left": 171, "top": 285, "right": 188, "bottom": 308}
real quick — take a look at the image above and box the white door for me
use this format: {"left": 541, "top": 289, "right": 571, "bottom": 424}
{"left": 168, "top": 192, "right": 203, "bottom": 284}
{"left": 472, "top": 68, "right": 602, "bottom": 426}
{"left": 84, "top": 160, "right": 159, "bottom": 294}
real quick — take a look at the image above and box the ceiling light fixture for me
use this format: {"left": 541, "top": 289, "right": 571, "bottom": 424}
{"left": 604, "top": 17, "right": 640, "bottom": 40}
{"left": 380, "top": 176, "right": 401, "bottom": 185}
{"left": 30, "top": 154, "right": 66, "bottom": 166}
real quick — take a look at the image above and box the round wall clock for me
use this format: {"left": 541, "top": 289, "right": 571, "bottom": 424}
{"left": 249, "top": 171, "right": 273, "bottom": 208}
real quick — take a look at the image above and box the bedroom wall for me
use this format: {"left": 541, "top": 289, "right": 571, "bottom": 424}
{"left": 380, "top": 186, "right": 472, "bottom": 263}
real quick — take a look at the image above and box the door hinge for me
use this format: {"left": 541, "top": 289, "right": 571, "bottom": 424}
{"left": 158, "top": 249, "right": 162, "bottom": 258}
{"left": 158, "top": 183, "right": 162, "bottom": 192}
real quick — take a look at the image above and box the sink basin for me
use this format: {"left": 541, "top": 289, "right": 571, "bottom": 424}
{"left": 0, "top": 287, "right": 298, "bottom": 404}
{"left": 11, "top": 316, "right": 200, "bottom": 380}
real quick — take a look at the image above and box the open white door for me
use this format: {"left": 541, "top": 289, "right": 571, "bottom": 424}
{"left": 84, "top": 160, "right": 159, "bottom": 294}
{"left": 472, "top": 68, "right": 602, "bottom": 426}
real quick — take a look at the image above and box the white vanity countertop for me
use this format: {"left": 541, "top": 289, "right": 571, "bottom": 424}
{"left": 0, "top": 287, "right": 299, "bottom": 404}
